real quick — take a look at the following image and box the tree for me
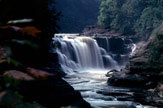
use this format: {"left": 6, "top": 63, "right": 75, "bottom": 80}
{"left": 98, "top": 0, "right": 163, "bottom": 38}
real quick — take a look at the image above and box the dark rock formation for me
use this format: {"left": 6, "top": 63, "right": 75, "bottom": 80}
{"left": 107, "top": 36, "right": 163, "bottom": 107}
{"left": 17, "top": 76, "right": 91, "bottom": 108}
{"left": 0, "top": 23, "right": 90, "bottom": 108}
{"left": 95, "top": 36, "right": 134, "bottom": 67}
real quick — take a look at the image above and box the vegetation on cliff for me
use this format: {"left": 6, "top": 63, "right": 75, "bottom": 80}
{"left": 98, "top": 0, "right": 163, "bottom": 38}
{"left": 107, "top": 21, "right": 163, "bottom": 107}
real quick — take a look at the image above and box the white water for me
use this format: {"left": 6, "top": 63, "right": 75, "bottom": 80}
{"left": 53, "top": 34, "right": 118, "bottom": 73}
{"left": 64, "top": 72, "right": 156, "bottom": 108}
{"left": 52, "top": 34, "right": 156, "bottom": 108}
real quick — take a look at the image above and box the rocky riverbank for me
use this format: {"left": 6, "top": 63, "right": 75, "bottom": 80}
{"left": 107, "top": 25, "right": 163, "bottom": 107}
{"left": 82, "top": 22, "right": 163, "bottom": 107}
{"left": 82, "top": 26, "right": 140, "bottom": 42}
{"left": 0, "top": 24, "right": 91, "bottom": 108}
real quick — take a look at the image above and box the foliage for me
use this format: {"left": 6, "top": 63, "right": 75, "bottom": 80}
{"left": 149, "top": 34, "right": 163, "bottom": 65}
{"left": 98, "top": 0, "right": 163, "bottom": 37}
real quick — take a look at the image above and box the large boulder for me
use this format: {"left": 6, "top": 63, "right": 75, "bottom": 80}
{"left": 1, "top": 69, "right": 91, "bottom": 108}
{"left": 16, "top": 76, "right": 91, "bottom": 108}
{"left": 108, "top": 69, "right": 149, "bottom": 87}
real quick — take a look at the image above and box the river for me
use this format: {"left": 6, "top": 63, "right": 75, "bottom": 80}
{"left": 52, "top": 34, "right": 156, "bottom": 108}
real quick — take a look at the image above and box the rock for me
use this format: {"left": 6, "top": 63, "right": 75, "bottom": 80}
{"left": 26, "top": 67, "right": 54, "bottom": 79}
{"left": 130, "top": 57, "right": 148, "bottom": 65}
{"left": 17, "top": 76, "right": 91, "bottom": 108}
{"left": 110, "top": 69, "right": 119, "bottom": 73}
{"left": 47, "top": 52, "right": 66, "bottom": 77}
{"left": 145, "top": 83, "right": 163, "bottom": 107}
{"left": 97, "top": 90, "right": 133, "bottom": 97}
{"left": 108, "top": 69, "right": 149, "bottom": 87}
{"left": 0, "top": 90, "right": 22, "bottom": 107}
{"left": 107, "top": 56, "right": 153, "bottom": 88}
{"left": 1, "top": 70, "right": 90, "bottom": 108}
{"left": 3, "top": 70, "right": 34, "bottom": 81}
{"left": 106, "top": 69, "right": 119, "bottom": 77}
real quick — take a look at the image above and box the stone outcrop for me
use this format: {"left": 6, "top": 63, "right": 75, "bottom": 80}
{"left": 0, "top": 24, "right": 91, "bottom": 108}
{"left": 107, "top": 37, "right": 163, "bottom": 107}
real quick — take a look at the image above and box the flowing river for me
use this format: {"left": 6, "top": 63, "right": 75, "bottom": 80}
{"left": 52, "top": 34, "right": 156, "bottom": 108}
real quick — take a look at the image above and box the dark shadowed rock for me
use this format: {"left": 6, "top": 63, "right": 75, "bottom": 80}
{"left": 108, "top": 69, "right": 149, "bottom": 87}
{"left": 16, "top": 76, "right": 91, "bottom": 108}
{"left": 0, "top": 90, "right": 22, "bottom": 107}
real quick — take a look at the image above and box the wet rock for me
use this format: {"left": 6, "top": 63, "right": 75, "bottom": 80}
{"left": 110, "top": 69, "right": 119, "bottom": 73}
{"left": 117, "top": 96, "right": 134, "bottom": 101}
{"left": 108, "top": 56, "right": 153, "bottom": 88}
{"left": 97, "top": 90, "right": 133, "bottom": 97}
{"left": 106, "top": 69, "right": 118, "bottom": 77}
{"left": 106, "top": 33, "right": 163, "bottom": 107}
{"left": 47, "top": 53, "right": 66, "bottom": 77}
{"left": 108, "top": 69, "right": 149, "bottom": 87}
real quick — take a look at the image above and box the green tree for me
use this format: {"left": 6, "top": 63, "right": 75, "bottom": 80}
{"left": 98, "top": 0, "right": 163, "bottom": 37}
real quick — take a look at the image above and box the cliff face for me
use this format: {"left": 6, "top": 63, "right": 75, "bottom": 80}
{"left": 107, "top": 23, "right": 163, "bottom": 107}
{"left": 55, "top": 0, "right": 101, "bottom": 33}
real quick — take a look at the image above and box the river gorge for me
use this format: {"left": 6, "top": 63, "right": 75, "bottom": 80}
{"left": 51, "top": 34, "right": 157, "bottom": 108}
{"left": 0, "top": 0, "right": 162, "bottom": 108}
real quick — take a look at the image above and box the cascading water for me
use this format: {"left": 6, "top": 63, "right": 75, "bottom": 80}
{"left": 53, "top": 34, "right": 118, "bottom": 73}
{"left": 52, "top": 34, "right": 153, "bottom": 108}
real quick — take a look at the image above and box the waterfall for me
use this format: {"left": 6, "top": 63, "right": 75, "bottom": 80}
{"left": 53, "top": 34, "right": 119, "bottom": 73}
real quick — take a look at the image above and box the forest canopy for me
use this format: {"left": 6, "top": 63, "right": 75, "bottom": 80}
{"left": 98, "top": 0, "right": 163, "bottom": 38}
